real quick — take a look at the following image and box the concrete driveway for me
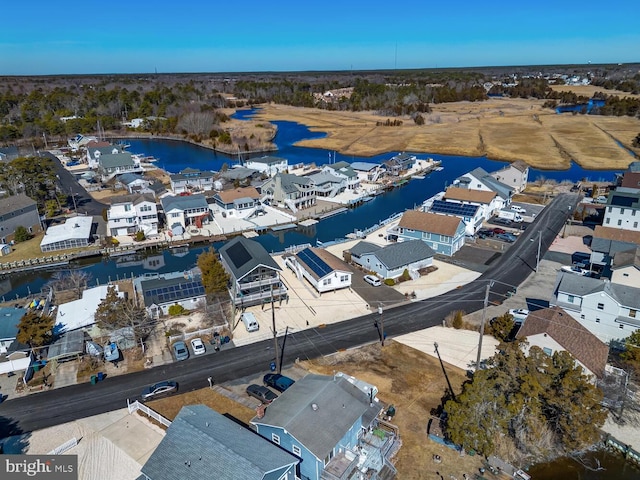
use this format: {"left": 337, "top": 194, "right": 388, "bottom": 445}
{"left": 53, "top": 361, "right": 79, "bottom": 389}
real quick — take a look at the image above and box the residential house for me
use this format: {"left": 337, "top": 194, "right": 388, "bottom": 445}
{"left": 610, "top": 247, "right": 640, "bottom": 287}
{"left": 213, "top": 187, "right": 262, "bottom": 218}
{"left": 260, "top": 173, "right": 316, "bottom": 213}
{"left": 602, "top": 188, "right": 640, "bottom": 231}
{"left": 284, "top": 247, "right": 352, "bottom": 293}
{"left": 219, "top": 236, "right": 287, "bottom": 308}
{"left": 350, "top": 162, "right": 386, "bottom": 183}
{"left": 308, "top": 171, "right": 345, "bottom": 198}
{"left": 443, "top": 187, "right": 500, "bottom": 221}
{"left": 618, "top": 161, "right": 640, "bottom": 189}
{"left": 169, "top": 168, "right": 215, "bottom": 194}
{"left": 55, "top": 284, "right": 124, "bottom": 333}
{"left": 452, "top": 167, "right": 513, "bottom": 206}
{"left": 107, "top": 193, "right": 159, "bottom": 237}
{"left": 86, "top": 145, "right": 122, "bottom": 169}
{"left": 139, "top": 405, "right": 299, "bottom": 480}
{"left": 0, "top": 146, "right": 19, "bottom": 162}
{"left": 220, "top": 167, "right": 262, "bottom": 187}
{"left": 138, "top": 273, "right": 206, "bottom": 318}
{"left": 383, "top": 152, "right": 416, "bottom": 176}
{"left": 551, "top": 271, "right": 640, "bottom": 342}
{"left": 490, "top": 160, "right": 529, "bottom": 193}
{"left": 323, "top": 161, "right": 360, "bottom": 192}
{"left": 40, "top": 215, "right": 94, "bottom": 252}
{"left": 68, "top": 134, "right": 98, "bottom": 150}
{"left": 251, "top": 373, "right": 399, "bottom": 480}
{"left": 390, "top": 210, "right": 466, "bottom": 256}
{"left": 590, "top": 225, "right": 640, "bottom": 271}
{"left": 0, "top": 307, "right": 24, "bottom": 354}
{"left": 98, "top": 152, "right": 140, "bottom": 180}
{"left": 427, "top": 199, "right": 483, "bottom": 235}
{"left": 115, "top": 173, "right": 151, "bottom": 194}
{"left": 0, "top": 193, "right": 42, "bottom": 244}
{"left": 347, "top": 239, "right": 435, "bottom": 280}
{"left": 516, "top": 306, "right": 608, "bottom": 379}
{"left": 244, "top": 156, "right": 288, "bottom": 177}
{"left": 160, "top": 194, "right": 210, "bottom": 235}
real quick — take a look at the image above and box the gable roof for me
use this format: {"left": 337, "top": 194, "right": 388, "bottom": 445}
{"left": 349, "top": 241, "right": 381, "bottom": 256}
{"left": 555, "top": 271, "right": 605, "bottom": 297}
{"left": 459, "top": 167, "right": 512, "bottom": 199}
{"left": 612, "top": 247, "right": 640, "bottom": 270}
{"left": 219, "top": 236, "right": 281, "bottom": 280}
{"left": 398, "top": 210, "right": 463, "bottom": 236}
{"left": 169, "top": 168, "right": 214, "bottom": 181}
{"left": 350, "top": 162, "right": 380, "bottom": 172}
{"left": 372, "top": 239, "right": 435, "bottom": 270}
{"left": 141, "top": 405, "right": 298, "bottom": 480}
{"left": 99, "top": 152, "right": 134, "bottom": 168}
{"left": 0, "top": 307, "right": 23, "bottom": 341}
{"left": 252, "top": 374, "right": 381, "bottom": 460}
{"left": 247, "top": 156, "right": 287, "bottom": 165}
{"left": 216, "top": 187, "right": 260, "bottom": 204}
{"left": 511, "top": 160, "right": 529, "bottom": 173}
{"left": 117, "top": 173, "right": 145, "bottom": 185}
{"left": 621, "top": 172, "right": 640, "bottom": 189}
{"left": 444, "top": 187, "right": 496, "bottom": 204}
{"left": 275, "top": 173, "right": 313, "bottom": 194}
{"left": 293, "top": 247, "right": 350, "bottom": 281}
{"left": 593, "top": 226, "right": 640, "bottom": 250}
{"left": 161, "top": 194, "right": 209, "bottom": 212}
{"left": 0, "top": 193, "right": 37, "bottom": 216}
{"left": 516, "top": 306, "right": 608, "bottom": 378}
{"left": 139, "top": 275, "right": 205, "bottom": 307}
{"left": 221, "top": 167, "right": 259, "bottom": 180}
{"left": 109, "top": 193, "right": 155, "bottom": 206}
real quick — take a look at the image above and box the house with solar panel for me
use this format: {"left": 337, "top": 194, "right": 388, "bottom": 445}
{"left": 160, "top": 194, "right": 210, "bottom": 236}
{"left": 452, "top": 167, "right": 513, "bottom": 207}
{"left": 169, "top": 168, "right": 215, "bottom": 194}
{"left": 138, "top": 272, "right": 206, "bottom": 318}
{"left": 244, "top": 156, "right": 288, "bottom": 177}
{"left": 389, "top": 210, "right": 466, "bottom": 256}
{"left": 139, "top": 405, "right": 299, "bottom": 480}
{"left": 443, "top": 187, "right": 501, "bottom": 221}
{"left": 602, "top": 188, "right": 640, "bottom": 232}
{"left": 346, "top": 239, "right": 435, "bottom": 280}
{"left": 219, "top": 236, "right": 287, "bottom": 308}
{"left": 284, "top": 247, "right": 352, "bottom": 293}
{"left": 425, "top": 199, "right": 484, "bottom": 235}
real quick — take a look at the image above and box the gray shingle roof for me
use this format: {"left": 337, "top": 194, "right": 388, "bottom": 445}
{"left": 169, "top": 168, "right": 214, "bottom": 181}
{"left": 350, "top": 162, "right": 379, "bottom": 172}
{"left": 252, "top": 374, "right": 381, "bottom": 460}
{"left": 349, "top": 241, "right": 381, "bottom": 256}
{"left": 109, "top": 193, "right": 155, "bottom": 206}
{"left": 141, "top": 405, "right": 298, "bottom": 480}
{"left": 277, "top": 173, "right": 313, "bottom": 194}
{"left": 373, "top": 239, "right": 435, "bottom": 271}
{"left": 608, "top": 283, "right": 640, "bottom": 310}
{"left": 248, "top": 156, "right": 287, "bottom": 165}
{"left": 99, "top": 152, "right": 134, "bottom": 168}
{"left": 219, "top": 236, "right": 280, "bottom": 280}
{"left": 161, "top": 194, "right": 209, "bottom": 212}
{"left": 222, "top": 167, "right": 259, "bottom": 180}
{"left": 555, "top": 271, "right": 604, "bottom": 297}
{"left": 0, "top": 307, "right": 23, "bottom": 340}
{"left": 0, "top": 193, "right": 37, "bottom": 216}
{"left": 117, "top": 173, "right": 144, "bottom": 185}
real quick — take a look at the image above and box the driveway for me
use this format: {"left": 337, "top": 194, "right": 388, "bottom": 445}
{"left": 52, "top": 361, "right": 79, "bottom": 389}
{"left": 349, "top": 269, "right": 407, "bottom": 309}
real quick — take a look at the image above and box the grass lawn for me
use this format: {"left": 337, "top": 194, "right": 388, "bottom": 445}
{"left": 0, "top": 232, "right": 98, "bottom": 264}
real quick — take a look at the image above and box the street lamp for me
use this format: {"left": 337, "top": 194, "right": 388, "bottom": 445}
{"left": 535, "top": 230, "right": 542, "bottom": 272}
{"left": 562, "top": 205, "right": 572, "bottom": 238}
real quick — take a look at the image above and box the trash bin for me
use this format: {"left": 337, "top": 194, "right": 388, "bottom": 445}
{"left": 97, "top": 372, "right": 104, "bottom": 381}
{"left": 32, "top": 362, "right": 40, "bottom": 372}
{"left": 90, "top": 375, "right": 97, "bottom": 385}
{"left": 270, "top": 361, "right": 276, "bottom": 372}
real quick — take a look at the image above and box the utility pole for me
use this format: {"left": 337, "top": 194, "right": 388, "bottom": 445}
{"left": 271, "top": 284, "right": 280, "bottom": 373}
{"left": 476, "top": 283, "right": 492, "bottom": 372}
{"left": 536, "top": 230, "right": 542, "bottom": 272}
{"left": 434, "top": 342, "right": 455, "bottom": 401}
{"left": 378, "top": 304, "right": 385, "bottom": 346}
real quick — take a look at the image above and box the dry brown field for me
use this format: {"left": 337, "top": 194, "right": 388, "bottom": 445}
{"left": 253, "top": 99, "right": 640, "bottom": 171}
{"left": 549, "top": 84, "right": 640, "bottom": 100}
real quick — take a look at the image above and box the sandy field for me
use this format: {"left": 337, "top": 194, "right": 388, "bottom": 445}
{"left": 253, "top": 99, "right": 640, "bottom": 171}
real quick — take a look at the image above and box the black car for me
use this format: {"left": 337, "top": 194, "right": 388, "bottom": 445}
{"left": 140, "top": 380, "right": 178, "bottom": 402}
{"left": 493, "top": 218, "right": 513, "bottom": 226}
{"left": 263, "top": 373, "right": 295, "bottom": 392}
{"left": 477, "top": 229, "right": 494, "bottom": 239}
{"left": 246, "top": 384, "right": 278, "bottom": 404}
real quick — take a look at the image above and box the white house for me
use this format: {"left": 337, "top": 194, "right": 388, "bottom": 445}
{"left": 602, "top": 188, "right": 640, "bottom": 232}
{"left": 139, "top": 273, "right": 206, "bottom": 319}
{"left": 443, "top": 187, "right": 501, "bottom": 221}
{"left": 323, "top": 161, "right": 360, "bottom": 192}
{"left": 350, "top": 162, "right": 386, "bottom": 183}
{"left": 55, "top": 284, "right": 124, "bottom": 333}
{"left": 244, "top": 156, "right": 288, "bottom": 177}
{"left": 86, "top": 145, "right": 122, "bottom": 169}
{"left": 490, "top": 160, "right": 529, "bottom": 193}
{"left": 284, "top": 247, "right": 352, "bottom": 293}
{"left": 40, "top": 215, "right": 94, "bottom": 252}
{"left": 169, "top": 168, "right": 215, "bottom": 194}
{"left": 551, "top": 271, "right": 640, "bottom": 343}
{"left": 160, "top": 194, "right": 210, "bottom": 235}
{"left": 107, "top": 193, "right": 159, "bottom": 237}
{"left": 610, "top": 247, "right": 640, "bottom": 287}
{"left": 426, "top": 199, "right": 484, "bottom": 235}
{"left": 347, "top": 239, "right": 435, "bottom": 280}
{"left": 453, "top": 167, "right": 513, "bottom": 205}
{"left": 213, "top": 187, "right": 262, "bottom": 218}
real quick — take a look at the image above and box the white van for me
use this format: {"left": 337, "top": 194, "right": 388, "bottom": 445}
{"left": 241, "top": 312, "right": 259, "bottom": 332}
{"left": 510, "top": 205, "right": 526, "bottom": 214}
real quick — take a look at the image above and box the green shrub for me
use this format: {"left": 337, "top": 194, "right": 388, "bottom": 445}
{"left": 135, "top": 231, "right": 146, "bottom": 242}
{"left": 13, "top": 226, "right": 32, "bottom": 243}
{"left": 168, "top": 304, "right": 186, "bottom": 316}
{"left": 384, "top": 278, "right": 395, "bottom": 286}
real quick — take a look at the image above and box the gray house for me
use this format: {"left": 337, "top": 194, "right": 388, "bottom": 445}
{"left": 170, "top": 168, "right": 215, "bottom": 194}
{"left": 140, "top": 405, "right": 300, "bottom": 480}
{"left": 260, "top": 173, "right": 316, "bottom": 213}
{"left": 0, "top": 193, "right": 42, "bottom": 244}
{"left": 139, "top": 273, "right": 206, "bottom": 318}
{"left": 347, "top": 239, "right": 435, "bottom": 280}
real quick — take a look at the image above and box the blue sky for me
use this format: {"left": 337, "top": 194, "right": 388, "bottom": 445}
{"left": 2, "top": 1, "right": 638, "bottom": 75}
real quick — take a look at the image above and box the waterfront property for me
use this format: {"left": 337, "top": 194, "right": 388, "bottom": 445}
{"left": 138, "top": 273, "right": 206, "bottom": 319}
{"left": 55, "top": 284, "right": 124, "bottom": 334}
{"left": 384, "top": 152, "right": 416, "bottom": 176}
{"left": 244, "top": 155, "right": 288, "bottom": 177}
{"left": 97, "top": 152, "right": 140, "bottom": 181}
{"left": 86, "top": 144, "right": 122, "bottom": 169}
{"left": 351, "top": 161, "right": 386, "bottom": 183}
{"left": 284, "top": 247, "right": 352, "bottom": 293}
{"left": 603, "top": 187, "right": 640, "bottom": 232}
{"left": 0, "top": 193, "right": 43, "bottom": 244}
{"left": 0, "top": 306, "right": 24, "bottom": 354}
{"left": 219, "top": 236, "right": 287, "bottom": 308}
{"left": 346, "top": 239, "right": 435, "bottom": 280}
{"left": 40, "top": 215, "right": 94, "bottom": 252}
{"left": 443, "top": 187, "right": 500, "bottom": 221}
{"left": 251, "top": 373, "right": 399, "bottom": 480}
{"left": 453, "top": 167, "right": 513, "bottom": 206}
{"left": 260, "top": 173, "right": 316, "bottom": 213}
{"left": 323, "top": 161, "right": 360, "bottom": 192}
{"left": 390, "top": 210, "right": 466, "bottom": 256}
{"left": 107, "top": 193, "right": 159, "bottom": 237}
{"left": 212, "top": 186, "right": 262, "bottom": 218}
{"left": 490, "top": 160, "right": 529, "bottom": 193}
{"left": 427, "top": 199, "right": 484, "bottom": 236}
{"left": 169, "top": 168, "right": 215, "bottom": 194}
{"left": 160, "top": 194, "right": 210, "bottom": 235}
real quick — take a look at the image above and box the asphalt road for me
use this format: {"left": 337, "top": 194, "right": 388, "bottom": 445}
{"left": 0, "top": 193, "right": 580, "bottom": 437}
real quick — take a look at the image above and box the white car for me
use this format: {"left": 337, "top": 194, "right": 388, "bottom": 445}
{"left": 510, "top": 205, "right": 526, "bottom": 214}
{"left": 190, "top": 338, "right": 206, "bottom": 356}
{"left": 508, "top": 308, "right": 530, "bottom": 323}
{"left": 561, "top": 265, "right": 589, "bottom": 276}
{"left": 363, "top": 274, "right": 382, "bottom": 287}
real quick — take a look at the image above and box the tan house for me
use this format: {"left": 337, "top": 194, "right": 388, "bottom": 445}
{"left": 611, "top": 247, "right": 640, "bottom": 287}
{"left": 490, "top": 160, "right": 529, "bottom": 193}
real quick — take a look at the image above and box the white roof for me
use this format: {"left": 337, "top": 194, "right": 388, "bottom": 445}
{"left": 40, "top": 216, "right": 93, "bottom": 248}
{"left": 55, "top": 285, "right": 123, "bottom": 331}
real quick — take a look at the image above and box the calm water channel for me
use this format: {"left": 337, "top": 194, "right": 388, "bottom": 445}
{"left": 4, "top": 112, "right": 635, "bottom": 478}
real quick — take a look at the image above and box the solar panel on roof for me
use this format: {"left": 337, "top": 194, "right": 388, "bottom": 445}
{"left": 226, "top": 241, "right": 252, "bottom": 269}
{"left": 430, "top": 200, "right": 478, "bottom": 217}
{"left": 297, "top": 248, "right": 333, "bottom": 278}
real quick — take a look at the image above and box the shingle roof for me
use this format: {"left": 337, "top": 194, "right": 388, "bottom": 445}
{"left": 621, "top": 172, "right": 640, "bottom": 189}
{"left": 216, "top": 187, "right": 260, "bottom": 203}
{"left": 373, "top": 240, "right": 435, "bottom": 271}
{"left": 99, "top": 152, "right": 134, "bottom": 168}
{"left": 612, "top": 247, "right": 640, "bottom": 270}
{"left": 511, "top": 160, "right": 529, "bottom": 173}
{"left": 444, "top": 187, "right": 496, "bottom": 204}
{"left": 161, "top": 194, "right": 209, "bottom": 212}
{"left": 349, "top": 241, "right": 381, "bottom": 256}
{"left": 109, "top": 193, "right": 155, "bottom": 206}
{"left": 141, "top": 405, "right": 298, "bottom": 480}
{"left": 516, "top": 306, "right": 608, "bottom": 378}
{"left": 555, "top": 271, "right": 605, "bottom": 297}
{"left": 0, "top": 193, "right": 37, "bottom": 216}
{"left": 593, "top": 225, "right": 640, "bottom": 245}
{"left": 608, "top": 282, "right": 640, "bottom": 310}
{"left": 117, "top": 173, "right": 144, "bottom": 185}
{"left": 309, "top": 171, "right": 341, "bottom": 185}
{"left": 0, "top": 307, "right": 23, "bottom": 340}
{"left": 398, "top": 210, "right": 462, "bottom": 236}
{"left": 219, "top": 236, "right": 280, "bottom": 280}
{"left": 252, "top": 374, "right": 381, "bottom": 460}
{"left": 350, "top": 162, "right": 379, "bottom": 172}
{"left": 221, "top": 167, "right": 259, "bottom": 180}
{"left": 169, "top": 169, "right": 214, "bottom": 181}
{"left": 247, "top": 156, "right": 287, "bottom": 165}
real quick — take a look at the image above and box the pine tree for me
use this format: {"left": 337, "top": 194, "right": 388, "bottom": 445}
{"left": 16, "top": 310, "right": 55, "bottom": 351}
{"left": 197, "top": 248, "right": 229, "bottom": 295}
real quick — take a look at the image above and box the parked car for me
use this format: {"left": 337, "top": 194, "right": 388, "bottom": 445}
{"left": 191, "top": 338, "right": 206, "bottom": 356}
{"left": 172, "top": 341, "right": 189, "bottom": 361}
{"left": 246, "top": 384, "right": 278, "bottom": 404}
{"left": 496, "top": 233, "right": 517, "bottom": 243}
{"left": 491, "top": 227, "right": 506, "bottom": 235}
{"left": 477, "top": 229, "right": 494, "bottom": 239}
{"left": 510, "top": 205, "right": 527, "bottom": 214}
{"left": 508, "top": 308, "right": 530, "bottom": 323}
{"left": 561, "top": 265, "right": 589, "bottom": 276}
{"left": 363, "top": 274, "right": 382, "bottom": 287}
{"left": 263, "top": 373, "right": 295, "bottom": 392}
{"left": 594, "top": 195, "right": 608, "bottom": 204}
{"left": 140, "top": 380, "right": 178, "bottom": 402}
{"left": 493, "top": 217, "right": 513, "bottom": 227}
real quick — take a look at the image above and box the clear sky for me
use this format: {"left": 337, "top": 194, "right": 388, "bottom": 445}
{"left": 2, "top": 0, "right": 638, "bottom": 75}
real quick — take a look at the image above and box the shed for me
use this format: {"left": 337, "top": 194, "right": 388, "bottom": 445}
{"left": 0, "top": 244, "right": 10, "bottom": 256}
{"left": 46, "top": 330, "right": 86, "bottom": 362}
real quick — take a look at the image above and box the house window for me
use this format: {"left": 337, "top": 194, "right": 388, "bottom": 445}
{"left": 567, "top": 295, "right": 574, "bottom": 303}
{"left": 340, "top": 275, "right": 348, "bottom": 282}
{"left": 606, "top": 218, "right": 610, "bottom": 224}
{"left": 543, "top": 347, "right": 553, "bottom": 356}
{"left": 125, "top": 204, "right": 132, "bottom": 212}
{"left": 272, "top": 433, "right": 280, "bottom": 445}
{"left": 596, "top": 318, "right": 600, "bottom": 323}
{"left": 292, "top": 445, "right": 301, "bottom": 456}
{"left": 634, "top": 222, "right": 638, "bottom": 229}
{"left": 597, "top": 303, "right": 604, "bottom": 310}
{"left": 634, "top": 210, "right": 637, "bottom": 216}
{"left": 620, "top": 208, "right": 625, "bottom": 215}
{"left": 171, "top": 212, "right": 179, "bottom": 218}
{"left": 620, "top": 324, "right": 624, "bottom": 329}
{"left": 617, "top": 220, "right": 622, "bottom": 226}
{"left": 630, "top": 309, "right": 637, "bottom": 318}
{"left": 608, "top": 207, "right": 612, "bottom": 213}
{"left": 581, "top": 314, "right": 585, "bottom": 319}
{"left": 324, "top": 449, "right": 335, "bottom": 466}
{"left": 323, "top": 278, "right": 331, "bottom": 286}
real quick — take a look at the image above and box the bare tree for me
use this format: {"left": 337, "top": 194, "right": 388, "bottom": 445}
{"left": 47, "top": 270, "right": 92, "bottom": 299}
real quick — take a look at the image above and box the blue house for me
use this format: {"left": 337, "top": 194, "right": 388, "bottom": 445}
{"left": 251, "top": 373, "right": 399, "bottom": 480}
{"left": 139, "top": 405, "right": 299, "bottom": 480}
{"left": 392, "top": 210, "right": 465, "bottom": 256}
{"left": 348, "top": 239, "right": 435, "bottom": 280}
